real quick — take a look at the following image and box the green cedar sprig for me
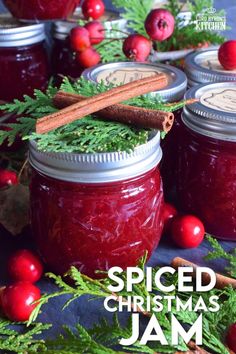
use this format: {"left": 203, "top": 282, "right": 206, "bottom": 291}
{"left": 0, "top": 321, "right": 50, "bottom": 353}
{"left": 111, "top": 0, "right": 153, "bottom": 35}
{"left": 24, "top": 253, "right": 236, "bottom": 354}
{"left": 110, "top": 0, "right": 225, "bottom": 58}
{"left": 0, "top": 77, "right": 189, "bottom": 154}
{"left": 157, "top": 0, "right": 225, "bottom": 51}
{"left": 205, "top": 235, "right": 236, "bottom": 278}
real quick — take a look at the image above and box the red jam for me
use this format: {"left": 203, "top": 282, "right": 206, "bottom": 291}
{"left": 177, "top": 122, "right": 236, "bottom": 240}
{"left": 0, "top": 44, "right": 49, "bottom": 101}
{"left": 160, "top": 108, "right": 182, "bottom": 199}
{"left": 30, "top": 168, "right": 164, "bottom": 277}
{"left": 51, "top": 38, "right": 83, "bottom": 85}
{"left": 3, "top": 0, "right": 80, "bottom": 20}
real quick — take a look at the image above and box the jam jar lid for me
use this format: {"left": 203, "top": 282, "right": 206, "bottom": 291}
{"left": 183, "top": 82, "right": 236, "bottom": 141}
{"left": 82, "top": 61, "right": 187, "bottom": 102}
{"left": 0, "top": 15, "right": 45, "bottom": 47}
{"left": 53, "top": 9, "right": 127, "bottom": 40}
{"left": 29, "top": 131, "right": 162, "bottom": 183}
{"left": 184, "top": 49, "right": 236, "bottom": 84}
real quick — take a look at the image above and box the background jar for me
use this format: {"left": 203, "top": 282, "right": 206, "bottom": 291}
{"left": 177, "top": 82, "right": 236, "bottom": 240}
{"left": 51, "top": 10, "right": 127, "bottom": 85}
{"left": 29, "top": 132, "right": 164, "bottom": 277}
{"left": 184, "top": 49, "right": 236, "bottom": 87}
{"left": 3, "top": 0, "right": 79, "bottom": 21}
{"left": 82, "top": 61, "right": 187, "bottom": 199}
{"left": 0, "top": 16, "right": 49, "bottom": 101}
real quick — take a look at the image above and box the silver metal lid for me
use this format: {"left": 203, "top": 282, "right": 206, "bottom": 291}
{"left": 82, "top": 61, "right": 187, "bottom": 102}
{"left": 0, "top": 15, "right": 45, "bottom": 47}
{"left": 184, "top": 49, "right": 236, "bottom": 85}
{"left": 182, "top": 82, "right": 236, "bottom": 141}
{"left": 53, "top": 9, "right": 127, "bottom": 40}
{"left": 29, "top": 132, "right": 162, "bottom": 183}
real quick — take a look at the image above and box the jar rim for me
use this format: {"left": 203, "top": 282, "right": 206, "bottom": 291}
{"left": 82, "top": 61, "right": 187, "bottom": 103}
{"left": 52, "top": 10, "right": 127, "bottom": 40}
{"left": 29, "top": 131, "right": 162, "bottom": 183}
{"left": 185, "top": 49, "right": 236, "bottom": 84}
{"left": 0, "top": 15, "right": 45, "bottom": 47}
{"left": 183, "top": 82, "right": 236, "bottom": 141}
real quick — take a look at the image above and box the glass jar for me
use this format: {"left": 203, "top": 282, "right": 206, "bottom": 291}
{"left": 29, "top": 132, "right": 164, "bottom": 277}
{"left": 177, "top": 82, "right": 236, "bottom": 240}
{"left": 0, "top": 16, "right": 49, "bottom": 101}
{"left": 184, "top": 49, "right": 236, "bottom": 87}
{"left": 82, "top": 61, "right": 187, "bottom": 199}
{"left": 3, "top": 0, "right": 79, "bottom": 21}
{"left": 51, "top": 11, "right": 127, "bottom": 84}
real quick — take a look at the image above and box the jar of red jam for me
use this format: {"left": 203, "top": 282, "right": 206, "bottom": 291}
{"left": 82, "top": 61, "right": 187, "bottom": 198}
{"left": 177, "top": 82, "right": 236, "bottom": 240}
{"left": 3, "top": 0, "right": 79, "bottom": 21}
{"left": 0, "top": 16, "right": 49, "bottom": 101}
{"left": 51, "top": 11, "right": 127, "bottom": 84}
{"left": 185, "top": 49, "right": 236, "bottom": 87}
{"left": 29, "top": 132, "right": 164, "bottom": 277}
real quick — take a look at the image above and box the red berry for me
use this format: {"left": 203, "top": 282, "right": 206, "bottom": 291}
{"left": 8, "top": 249, "right": 43, "bottom": 283}
{"left": 76, "top": 47, "right": 101, "bottom": 68}
{"left": 0, "top": 169, "right": 18, "bottom": 188}
{"left": 218, "top": 40, "right": 236, "bottom": 70}
{"left": 162, "top": 203, "right": 178, "bottom": 233}
{"left": 226, "top": 323, "right": 236, "bottom": 352}
{"left": 145, "top": 9, "right": 175, "bottom": 41}
{"left": 1, "top": 282, "right": 41, "bottom": 322}
{"left": 82, "top": 0, "right": 105, "bottom": 20}
{"left": 85, "top": 21, "right": 105, "bottom": 45}
{"left": 123, "top": 34, "right": 151, "bottom": 62}
{"left": 70, "top": 26, "right": 91, "bottom": 52}
{"left": 171, "top": 215, "right": 205, "bottom": 249}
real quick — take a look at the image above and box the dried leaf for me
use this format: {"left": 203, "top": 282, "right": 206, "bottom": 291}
{"left": 0, "top": 184, "right": 29, "bottom": 235}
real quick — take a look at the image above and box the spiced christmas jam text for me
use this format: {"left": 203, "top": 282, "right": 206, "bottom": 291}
{"left": 104, "top": 266, "right": 219, "bottom": 346}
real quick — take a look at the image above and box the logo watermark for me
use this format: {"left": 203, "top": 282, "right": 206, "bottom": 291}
{"left": 196, "top": 7, "right": 226, "bottom": 31}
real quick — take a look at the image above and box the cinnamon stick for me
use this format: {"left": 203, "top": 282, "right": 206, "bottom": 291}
{"left": 36, "top": 74, "right": 168, "bottom": 134}
{"left": 171, "top": 257, "right": 236, "bottom": 290}
{"left": 53, "top": 91, "right": 174, "bottom": 133}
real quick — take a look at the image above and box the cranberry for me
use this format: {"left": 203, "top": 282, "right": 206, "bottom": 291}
{"left": 226, "top": 323, "right": 236, "bottom": 352}
{"left": 145, "top": 9, "right": 175, "bottom": 41}
{"left": 0, "top": 169, "right": 18, "bottom": 188}
{"left": 1, "top": 281, "right": 41, "bottom": 322}
{"left": 8, "top": 249, "right": 43, "bottom": 283}
{"left": 162, "top": 202, "right": 178, "bottom": 234}
{"left": 85, "top": 21, "right": 105, "bottom": 45}
{"left": 70, "top": 26, "right": 91, "bottom": 52}
{"left": 171, "top": 215, "right": 205, "bottom": 249}
{"left": 218, "top": 40, "right": 236, "bottom": 70}
{"left": 123, "top": 34, "right": 151, "bottom": 62}
{"left": 75, "top": 47, "right": 101, "bottom": 68}
{"left": 82, "top": 0, "right": 105, "bottom": 20}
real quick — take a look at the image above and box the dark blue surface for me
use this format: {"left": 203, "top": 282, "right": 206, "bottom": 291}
{"left": 0, "top": 224, "right": 234, "bottom": 340}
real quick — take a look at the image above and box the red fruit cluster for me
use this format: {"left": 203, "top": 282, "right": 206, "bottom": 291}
{"left": 70, "top": 21, "right": 105, "bottom": 68}
{"left": 162, "top": 203, "right": 205, "bottom": 249}
{"left": 123, "top": 8, "right": 175, "bottom": 62}
{"left": 0, "top": 249, "right": 43, "bottom": 322}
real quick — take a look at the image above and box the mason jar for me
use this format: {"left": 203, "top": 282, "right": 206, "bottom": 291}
{"left": 177, "top": 82, "right": 236, "bottom": 240}
{"left": 184, "top": 49, "right": 236, "bottom": 87}
{"left": 0, "top": 15, "right": 49, "bottom": 101}
{"left": 82, "top": 61, "right": 187, "bottom": 198}
{"left": 29, "top": 132, "right": 164, "bottom": 277}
